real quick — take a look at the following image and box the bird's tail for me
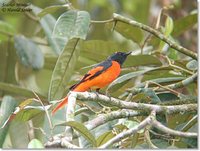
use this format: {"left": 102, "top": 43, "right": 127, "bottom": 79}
{"left": 52, "top": 96, "right": 68, "bottom": 115}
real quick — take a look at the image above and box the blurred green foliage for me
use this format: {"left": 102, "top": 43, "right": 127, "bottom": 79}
{"left": 0, "top": 0, "right": 197, "bottom": 149}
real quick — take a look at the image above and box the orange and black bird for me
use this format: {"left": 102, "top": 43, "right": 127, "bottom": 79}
{"left": 52, "top": 51, "right": 131, "bottom": 114}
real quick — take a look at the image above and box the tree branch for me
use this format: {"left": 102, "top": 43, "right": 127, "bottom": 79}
{"left": 168, "top": 72, "right": 197, "bottom": 89}
{"left": 68, "top": 91, "right": 197, "bottom": 114}
{"left": 152, "top": 120, "right": 197, "bottom": 138}
{"left": 45, "top": 110, "right": 145, "bottom": 147}
{"left": 113, "top": 13, "right": 197, "bottom": 60}
{"left": 99, "top": 110, "right": 156, "bottom": 148}
{"left": 85, "top": 110, "right": 146, "bottom": 130}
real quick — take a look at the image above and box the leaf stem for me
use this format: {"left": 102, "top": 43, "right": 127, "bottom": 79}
{"left": 90, "top": 19, "right": 114, "bottom": 24}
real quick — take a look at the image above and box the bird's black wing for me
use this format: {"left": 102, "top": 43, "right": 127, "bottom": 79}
{"left": 69, "top": 59, "right": 112, "bottom": 90}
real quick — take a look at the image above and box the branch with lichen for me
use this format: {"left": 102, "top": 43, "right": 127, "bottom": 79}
{"left": 68, "top": 92, "right": 197, "bottom": 114}
{"left": 152, "top": 120, "right": 197, "bottom": 138}
{"left": 45, "top": 109, "right": 146, "bottom": 147}
{"left": 112, "top": 13, "right": 197, "bottom": 60}
{"left": 45, "top": 91, "right": 197, "bottom": 148}
{"left": 99, "top": 110, "right": 156, "bottom": 148}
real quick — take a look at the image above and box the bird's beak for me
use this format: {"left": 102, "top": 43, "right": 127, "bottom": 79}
{"left": 125, "top": 51, "right": 132, "bottom": 56}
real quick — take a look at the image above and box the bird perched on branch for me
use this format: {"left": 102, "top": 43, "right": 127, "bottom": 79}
{"left": 52, "top": 51, "right": 131, "bottom": 115}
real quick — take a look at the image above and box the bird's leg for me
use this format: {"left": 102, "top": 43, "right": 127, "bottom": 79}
{"left": 105, "top": 89, "right": 111, "bottom": 97}
{"left": 95, "top": 102, "right": 112, "bottom": 114}
{"left": 96, "top": 88, "right": 105, "bottom": 95}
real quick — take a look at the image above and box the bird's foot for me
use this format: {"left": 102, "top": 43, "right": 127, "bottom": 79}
{"left": 96, "top": 103, "right": 111, "bottom": 115}
{"left": 95, "top": 88, "right": 105, "bottom": 95}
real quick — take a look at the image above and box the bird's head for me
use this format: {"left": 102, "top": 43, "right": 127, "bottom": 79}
{"left": 109, "top": 51, "right": 131, "bottom": 66}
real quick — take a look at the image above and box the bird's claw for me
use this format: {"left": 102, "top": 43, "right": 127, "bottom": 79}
{"left": 96, "top": 106, "right": 111, "bottom": 115}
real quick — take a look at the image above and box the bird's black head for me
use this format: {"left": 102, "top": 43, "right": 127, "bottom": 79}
{"left": 109, "top": 51, "right": 131, "bottom": 66}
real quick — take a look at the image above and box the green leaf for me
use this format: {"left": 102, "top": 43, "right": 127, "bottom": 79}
{"left": 107, "top": 22, "right": 143, "bottom": 43}
{"left": 0, "top": 82, "right": 46, "bottom": 99}
{"left": 164, "top": 15, "right": 174, "bottom": 36}
{"left": 28, "top": 139, "right": 44, "bottom": 148}
{"left": 124, "top": 55, "right": 162, "bottom": 67}
{"left": 55, "top": 121, "right": 97, "bottom": 147}
{"left": 151, "top": 139, "right": 171, "bottom": 148}
{"left": 96, "top": 131, "right": 115, "bottom": 146}
{"left": 0, "top": 96, "right": 17, "bottom": 147}
{"left": 123, "top": 120, "right": 144, "bottom": 133}
{"left": 78, "top": 40, "right": 129, "bottom": 64}
{"left": 31, "top": 5, "right": 64, "bottom": 54}
{"left": 142, "top": 88, "right": 161, "bottom": 103}
{"left": 141, "top": 67, "right": 181, "bottom": 81}
{"left": 14, "top": 35, "right": 44, "bottom": 69}
{"left": 0, "top": 41, "right": 17, "bottom": 92}
{"left": 137, "top": 77, "right": 184, "bottom": 88}
{"left": 37, "top": 4, "right": 70, "bottom": 18}
{"left": 107, "top": 69, "right": 151, "bottom": 92}
{"left": 186, "top": 60, "right": 197, "bottom": 71}
{"left": 9, "top": 121, "right": 30, "bottom": 148}
{"left": 168, "top": 48, "right": 178, "bottom": 60}
{"left": 181, "top": 138, "right": 197, "bottom": 148}
{"left": 14, "top": 106, "right": 49, "bottom": 122}
{"left": 0, "top": 21, "right": 15, "bottom": 41}
{"left": 53, "top": 10, "right": 90, "bottom": 42}
{"left": 48, "top": 38, "right": 80, "bottom": 100}
{"left": 157, "top": 92, "right": 179, "bottom": 102}
{"left": 172, "top": 13, "right": 197, "bottom": 36}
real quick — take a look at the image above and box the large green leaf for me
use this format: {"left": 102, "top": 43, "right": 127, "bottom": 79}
{"left": 107, "top": 21, "right": 143, "bottom": 43}
{"left": 96, "top": 131, "right": 115, "bottom": 147}
{"left": 0, "top": 96, "right": 17, "bottom": 147}
{"left": 55, "top": 121, "right": 97, "bottom": 147}
{"left": 141, "top": 88, "right": 161, "bottom": 103}
{"left": 158, "top": 15, "right": 174, "bottom": 52}
{"left": 164, "top": 15, "right": 174, "bottom": 36}
{"left": 124, "top": 55, "right": 162, "bottom": 67}
{"left": 79, "top": 40, "right": 129, "bottom": 63}
{"left": 31, "top": 5, "right": 64, "bottom": 54}
{"left": 28, "top": 139, "right": 44, "bottom": 148}
{"left": 48, "top": 38, "right": 80, "bottom": 100}
{"left": 0, "top": 82, "right": 46, "bottom": 99}
{"left": 14, "top": 35, "right": 44, "bottom": 69}
{"left": 107, "top": 69, "right": 151, "bottom": 92}
{"left": 0, "top": 20, "right": 15, "bottom": 41}
{"left": 172, "top": 13, "right": 197, "bottom": 36}
{"left": 136, "top": 77, "right": 185, "bottom": 88}
{"left": 37, "top": 4, "right": 70, "bottom": 18}
{"left": 141, "top": 67, "right": 181, "bottom": 81}
{"left": 0, "top": 41, "right": 17, "bottom": 96}
{"left": 53, "top": 10, "right": 90, "bottom": 41}
{"left": 186, "top": 60, "right": 197, "bottom": 71}
{"left": 9, "top": 120, "right": 29, "bottom": 148}
{"left": 14, "top": 106, "right": 49, "bottom": 122}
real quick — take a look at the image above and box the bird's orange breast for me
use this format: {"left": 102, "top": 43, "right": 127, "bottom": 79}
{"left": 73, "top": 61, "right": 121, "bottom": 92}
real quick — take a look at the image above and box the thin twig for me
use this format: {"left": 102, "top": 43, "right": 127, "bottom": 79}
{"left": 149, "top": 81, "right": 180, "bottom": 96}
{"left": 168, "top": 72, "right": 197, "bottom": 89}
{"left": 165, "top": 56, "right": 194, "bottom": 75}
{"left": 152, "top": 120, "right": 197, "bottom": 138}
{"left": 32, "top": 90, "right": 53, "bottom": 136}
{"left": 90, "top": 19, "right": 114, "bottom": 24}
{"left": 144, "top": 128, "right": 158, "bottom": 149}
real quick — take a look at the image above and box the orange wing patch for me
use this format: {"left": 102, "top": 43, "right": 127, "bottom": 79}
{"left": 84, "top": 66, "right": 104, "bottom": 80}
